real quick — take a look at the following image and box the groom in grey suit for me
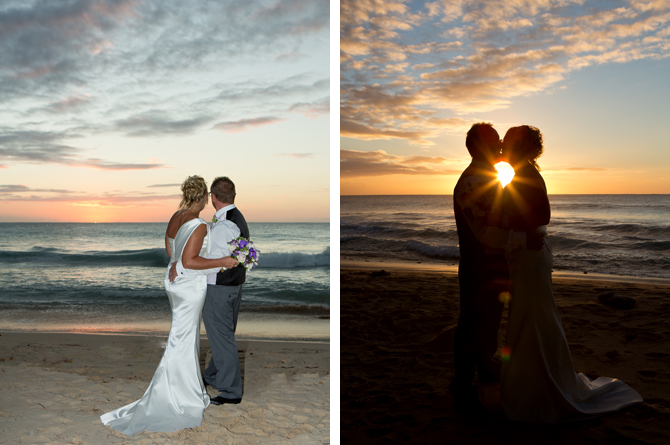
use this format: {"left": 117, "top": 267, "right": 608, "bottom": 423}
{"left": 173, "top": 176, "right": 249, "bottom": 405}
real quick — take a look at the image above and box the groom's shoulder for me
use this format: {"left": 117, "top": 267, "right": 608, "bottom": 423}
{"left": 213, "top": 219, "right": 238, "bottom": 231}
{"left": 455, "top": 169, "right": 484, "bottom": 192}
{"left": 211, "top": 220, "right": 240, "bottom": 243}
{"left": 229, "top": 207, "right": 248, "bottom": 229}
{"left": 230, "top": 206, "right": 246, "bottom": 220}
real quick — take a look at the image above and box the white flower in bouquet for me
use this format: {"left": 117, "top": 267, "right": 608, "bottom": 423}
{"left": 227, "top": 237, "right": 260, "bottom": 271}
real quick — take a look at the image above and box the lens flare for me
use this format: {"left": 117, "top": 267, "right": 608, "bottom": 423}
{"left": 501, "top": 346, "right": 511, "bottom": 362}
{"left": 494, "top": 161, "right": 515, "bottom": 188}
{"left": 498, "top": 291, "right": 511, "bottom": 304}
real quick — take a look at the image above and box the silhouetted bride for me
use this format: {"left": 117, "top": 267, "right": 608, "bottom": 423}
{"left": 498, "top": 126, "right": 642, "bottom": 423}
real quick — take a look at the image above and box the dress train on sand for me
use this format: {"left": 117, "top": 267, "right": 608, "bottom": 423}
{"left": 100, "top": 218, "right": 210, "bottom": 435}
{"left": 501, "top": 239, "right": 643, "bottom": 423}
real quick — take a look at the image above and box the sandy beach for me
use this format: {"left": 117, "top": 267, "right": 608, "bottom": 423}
{"left": 341, "top": 264, "right": 670, "bottom": 444}
{"left": 0, "top": 332, "right": 329, "bottom": 444}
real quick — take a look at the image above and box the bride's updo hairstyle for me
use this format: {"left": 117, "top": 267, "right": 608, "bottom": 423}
{"left": 178, "top": 175, "right": 208, "bottom": 212}
{"left": 506, "top": 125, "right": 544, "bottom": 171}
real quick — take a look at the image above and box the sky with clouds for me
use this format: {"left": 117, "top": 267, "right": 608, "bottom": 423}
{"left": 0, "top": 0, "right": 329, "bottom": 222}
{"left": 340, "top": 0, "right": 670, "bottom": 194}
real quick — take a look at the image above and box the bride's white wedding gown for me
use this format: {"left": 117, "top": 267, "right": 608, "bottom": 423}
{"left": 501, "top": 238, "right": 643, "bottom": 423}
{"left": 100, "top": 218, "right": 210, "bottom": 435}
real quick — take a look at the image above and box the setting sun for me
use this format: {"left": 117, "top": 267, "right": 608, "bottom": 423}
{"left": 495, "top": 162, "right": 515, "bottom": 188}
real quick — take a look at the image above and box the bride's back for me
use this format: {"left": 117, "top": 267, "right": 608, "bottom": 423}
{"left": 166, "top": 211, "right": 197, "bottom": 238}
{"left": 165, "top": 211, "right": 205, "bottom": 262}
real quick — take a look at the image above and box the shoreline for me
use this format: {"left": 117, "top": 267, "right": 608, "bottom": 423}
{"left": 0, "top": 331, "right": 329, "bottom": 350}
{"left": 0, "top": 329, "right": 330, "bottom": 344}
{"left": 342, "top": 258, "right": 670, "bottom": 284}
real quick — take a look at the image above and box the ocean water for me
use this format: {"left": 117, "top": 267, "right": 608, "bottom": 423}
{"left": 341, "top": 195, "right": 670, "bottom": 279}
{"left": 0, "top": 222, "right": 329, "bottom": 335}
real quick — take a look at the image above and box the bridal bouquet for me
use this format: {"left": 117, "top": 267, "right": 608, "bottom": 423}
{"left": 228, "top": 237, "right": 260, "bottom": 271}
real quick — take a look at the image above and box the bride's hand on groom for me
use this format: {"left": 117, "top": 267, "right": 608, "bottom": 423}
{"left": 169, "top": 262, "right": 178, "bottom": 282}
{"left": 526, "top": 231, "right": 545, "bottom": 250}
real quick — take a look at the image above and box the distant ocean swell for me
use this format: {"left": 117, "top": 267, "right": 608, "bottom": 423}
{"left": 341, "top": 221, "right": 670, "bottom": 278}
{"left": 552, "top": 203, "right": 670, "bottom": 212}
{"left": 1, "top": 280, "right": 329, "bottom": 302}
{"left": 342, "top": 225, "right": 670, "bottom": 255}
{"left": 343, "top": 234, "right": 670, "bottom": 257}
{"left": 0, "top": 222, "right": 330, "bottom": 334}
{"left": 590, "top": 223, "right": 670, "bottom": 238}
{"left": 0, "top": 279, "right": 330, "bottom": 315}
{"left": 340, "top": 235, "right": 460, "bottom": 259}
{"left": 341, "top": 223, "right": 457, "bottom": 240}
{"left": 341, "top": 195, "right": 670, "bottom": 279}
{"left": 547, "top": 235, "right": 670, "bottom": 252}
{"left": 550, "top": 221, "right": 670, "bottom": 238}
{"left": 0, "top": 247, "right": 170, "bottom": 267}
{"left": 0, "top": 247, "right": 330, "bottom": 268}
{"left": 341, "top": 237, "right": 409, "bottom": 254}
{"left": 545, "top": 235, "right": 609, "bottom": 250}
{"left": 261, "top": 247, "right": 330, "bottom": 268}
{"left": 633, "top": 240, "right": 670, "bottom": 251}
{"left": 406, "top": 241, "right": 461, "bottom": 259}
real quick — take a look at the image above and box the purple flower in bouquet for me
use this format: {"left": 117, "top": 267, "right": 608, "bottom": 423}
{"left": 227, "top": 236, "right": 259, "bottom": 271}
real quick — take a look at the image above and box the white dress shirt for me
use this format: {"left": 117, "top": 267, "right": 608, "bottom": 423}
{"left": 175, "top": 204, "right": 241, "bottom": 284}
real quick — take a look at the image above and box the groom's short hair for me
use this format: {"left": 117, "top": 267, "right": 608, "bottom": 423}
{"left": 211, "top": 176, "right": 236, "bottom": 203}
{"left": 466, "top": 122, "right": 498, "bottom": 159}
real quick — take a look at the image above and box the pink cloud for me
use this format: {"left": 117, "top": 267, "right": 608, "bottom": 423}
{"left": 273, "top": 153, "right": 315, "bottom": 159}
{"left": 51, "top": 94, "right": 92, "bottom": 112}
{"left": 213, "top": 116, "right": 286, "bottom": 132}
{"left": 341, "top": 149, "right": 463, "bottom": 178}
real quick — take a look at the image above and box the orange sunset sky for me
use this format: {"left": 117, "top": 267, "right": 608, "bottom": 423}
{"left": 340, "top": 0, "right": 670, "bottom": 195}
{"left": 0, "top": 0, "right": 330, "bottom": 222}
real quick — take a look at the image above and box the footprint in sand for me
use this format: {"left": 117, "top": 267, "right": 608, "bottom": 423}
{"left": 569, "top": 344, "right": 594, "bottom": 355}
{"left": 643, "top": 398, "right": 670, "bottom": 415}
{"left": 637, "top": 370, "right": 670, "bottom": 382}
{"left": 644, "top": 352, "right": 670, "bottom": 359}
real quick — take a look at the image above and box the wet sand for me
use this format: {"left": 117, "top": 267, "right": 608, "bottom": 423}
{"left": 0, "top": 313, "right": 330, "bottom": 343}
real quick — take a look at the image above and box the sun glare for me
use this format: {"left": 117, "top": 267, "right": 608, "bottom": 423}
{"left": 495, "top": 162, "right": 515, "bottom": 188}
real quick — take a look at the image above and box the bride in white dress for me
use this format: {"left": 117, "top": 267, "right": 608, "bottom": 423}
{"left": 100, "top": 175, "right": 239, "bottom": 435}
{"left": 499, "top": 126, "right": 643, "bottom": 423}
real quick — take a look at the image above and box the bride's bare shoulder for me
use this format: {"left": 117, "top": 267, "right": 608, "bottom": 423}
{"left": 517, "top": 165, "right": 546, "bottom": 191}
{"left": 530, "top": 168, "right": 548, "bottom": 192}
{"left": 166, "top": 211, "right": 183, "bottom": 238}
